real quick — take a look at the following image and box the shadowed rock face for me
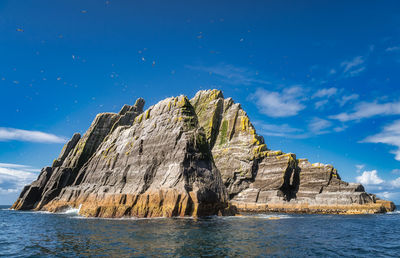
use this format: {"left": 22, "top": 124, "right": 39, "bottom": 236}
{"left": 12, "top": 90, "right": 395, "bottom": 217}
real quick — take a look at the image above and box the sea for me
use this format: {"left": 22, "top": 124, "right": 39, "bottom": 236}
{"left": 0, "top": 205, "right": 399, "bottom": 257}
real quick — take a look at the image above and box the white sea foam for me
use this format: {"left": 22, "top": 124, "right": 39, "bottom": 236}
{"left": 19, "top": 210, "right": 52, "bottom": 214}
{"left": 386, "top": 210, "right": 400, "bottom": 215}
{"left": 255, "top": 214, "right": 295, "bottom": 219}
{"left": 72, "top": 215, "right": 171, "bottom": 221}
{"left": 223, "top": 214, "right": 296, "bottom": 220}
{"left": 59, "top": 204, "right": 82, "bottom": 215}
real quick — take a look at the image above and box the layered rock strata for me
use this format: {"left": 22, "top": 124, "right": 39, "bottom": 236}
{"left": 13, "top": 89, "right": 395, "bottom": 217}
{"left": 190, "top": 90, "right": 394, "bottom": 214}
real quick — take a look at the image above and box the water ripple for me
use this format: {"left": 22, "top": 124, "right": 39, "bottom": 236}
{"left": 0, "top": 205, "right": 399, "bottom": 257}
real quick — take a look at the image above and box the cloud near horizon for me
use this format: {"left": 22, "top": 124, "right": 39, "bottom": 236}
{"left": 356, "top": 169, "right": 400, "bottom": 200}
{"left": 0, "top": 127, "right": 66, "bottom": 143}
{"left": 0, "top": 163, "right": 40, "bottom": 195}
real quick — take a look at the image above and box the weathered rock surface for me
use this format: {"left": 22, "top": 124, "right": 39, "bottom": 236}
{"left": 13, "top": 95, "right": 230, "bottom": 217}
{"left": 12, "top": 89, "right": 395, "bottom": 217}
{"left": 190, "top": 90, "right": 395, "bottom": 214}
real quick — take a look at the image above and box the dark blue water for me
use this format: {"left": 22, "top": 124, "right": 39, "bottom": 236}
{"left": 1, "top": 205, "right": 399, "bottom": 257}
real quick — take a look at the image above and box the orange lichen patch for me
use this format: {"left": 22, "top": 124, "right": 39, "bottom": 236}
{"left": 376, "top": 199, "right": 396, "bottom": 212}
{"left": 230, "top": 201, "right": 395, "bottom": 214}
{"left": 41, "top": 189, "right": 228, "bottom": 218}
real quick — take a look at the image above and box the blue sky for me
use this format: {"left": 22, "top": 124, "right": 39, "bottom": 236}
{"left": 1, "top": 0, "right": 400, "bottom": 204}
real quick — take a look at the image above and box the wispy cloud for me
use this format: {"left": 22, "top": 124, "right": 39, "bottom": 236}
{"left": 0, "top": 127, "right": 66, "bottom": 143}
{"left": 308, "top": 117, "right": 332, "bottom": 135}
{"left": 312, "top": 87, "right": 339, "bottom": 110}
{"left": 252, "top": 120, "right": 306, "bottom": 138}
{"left": 312, "top": 87, "right": 338, "bottom": 99}
{"left": 253, "top": 117, "right": 335, "bottom": 139}
{"left": 386, "top": 46, "right": 400, "bottom": 52}
{"left": 337, "top": 94, "right": 359, "bottom": 107}
{"left": 392, "top": 169, "right": 400, "bottom": 175}
{"left": 314, "top": 99, "right": 329, "bottom": 110}
{"left": 376, "top": 191, "right": 400, "bottom": 200}
{"left": 340, "top": 56, "right": 366, "bottom": 78}
{"left": 0, "top": 163, "right": 39, "bottom": 195}
{"left": 356, "top": 164, "right": 365, "bottom": 173}
{"left": 329, "top": 46, "right": 373, "bottom": 80}
{"left": 329, "top": 100, "right": 400, "bottom": 122}
{"left": 186, "top": 63, "right": 270, "bottom": 85}
{"left": 250, "top": 86, "right": 306, "bottom": 118}
{"left": 363, "top": 120, "right": 400, "bottom": 161}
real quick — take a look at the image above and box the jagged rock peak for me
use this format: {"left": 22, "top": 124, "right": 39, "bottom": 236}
{"left": 12, "top": 89, "right": 395, "bottom": 216}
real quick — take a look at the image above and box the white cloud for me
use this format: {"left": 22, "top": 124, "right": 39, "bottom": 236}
{"left": 386, "top": 46, "right": 400, "bottom": 52}
{"left": 252, "top": 120, "right": 305, "bottom": 138}
{"left": 355, "top": 169, "right": 400, "bottom": 202}
{"left": 363, "top": 120, "right": 400, "bottom": 161}
{"left": 340, "top": 56, "right": 366, "bottom": 77}
{"left": 0, "top": 163, "right": 40, "bottom": 195}
{"left": 314, "top": 99, "right": 329, "bottom": 110}
{"left": 186, "top": 63, "right": 270, "bottom": 85}
{"left": 356, "top": 164, "right": 365, "bottom": 173}
{"left": 308, "top": 118, "right": 332, "bottom": 135}
{"left": 312, "top": 87, "right": 338, "bottom": 98}
{"left": 376, "top": 191, "right": 400, "bottom": 200}
{"left": 329, "top": 100, "right": 400, "bottom": 122}
{"left": 0, "top": 127, "right": 66, "bottom": 143}
{"left": 250, "top": 87, "right": 306, "bottom": 117}
{"left": 390, "top": 177, "right": 400, "bottom": 188}
{"left": 356, "top": 170, "right": 384, "bottom": 185}
{"left": 333, "top": 125, "right": 347, "bottom": 132}
{"left": 338, "top": 94, "right": 359, "bottom": 107}
{"left": 392, "top": 169, "right": 400, "bottom": 175}
{"left": 0, "top": 163, "right": 29, "bottom": 169}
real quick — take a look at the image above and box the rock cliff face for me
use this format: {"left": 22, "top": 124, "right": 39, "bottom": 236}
{"left": 12, "top": 90, "right": 395, "bottom": 217}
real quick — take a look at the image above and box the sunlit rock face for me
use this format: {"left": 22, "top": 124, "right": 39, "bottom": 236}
{"left": 191, "top": 90, "right": 394, "bottom": 214}
{"left": 12, "top": 90, "right": 395, "bottom": 217}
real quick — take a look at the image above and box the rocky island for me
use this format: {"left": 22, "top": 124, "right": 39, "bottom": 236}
{"left": 12, "top": 90, "right": 395, "bottom": 217}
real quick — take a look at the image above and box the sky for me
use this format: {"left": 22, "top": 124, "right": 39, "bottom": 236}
{"left": 1, "top": 0, "right": 400, "bottom": 204}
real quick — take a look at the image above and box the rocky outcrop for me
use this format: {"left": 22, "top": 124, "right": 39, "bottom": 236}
{"left": 12, "top": 89, "right": 395, "bottom": 217}
{"left": 190, "top": 89, "right": 395, "bottom": 214}
{"left": 12, "top": 95, "right": 230, "bottom": 217}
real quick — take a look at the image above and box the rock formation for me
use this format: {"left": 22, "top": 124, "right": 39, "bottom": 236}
{"left": 12, "top": 90, "right": 395, "bottom": 217}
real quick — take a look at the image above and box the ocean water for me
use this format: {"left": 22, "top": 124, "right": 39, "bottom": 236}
{"left": 1, "top": 205, "right": 399, "bottom": 257}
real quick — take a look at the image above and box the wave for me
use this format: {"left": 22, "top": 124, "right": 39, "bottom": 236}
{"left": 222, "top": 214, "right": 296, "bottom": 220}
{"left": 386, "top": 210, "right": 400, "bottom": 215}
{"left": 72, "top": 215, "right": 173, "bottom": 221}
{"left": 58, "top": 204, "right": 82, "bottom": 215}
